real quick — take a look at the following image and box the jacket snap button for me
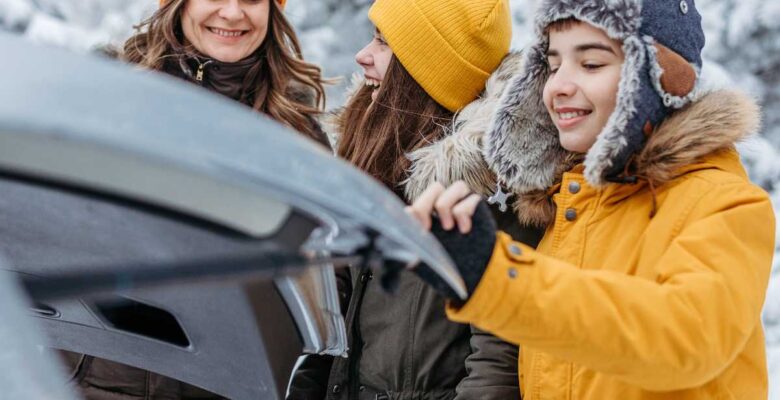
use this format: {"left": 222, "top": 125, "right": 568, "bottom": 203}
{"left": 565, "top": 208, "right": 577, "bottom": 221}
{"left": 332, "top": 384, "right": 342, "bottom": 394}
{"left": 680, "top": 0, "right": 689, "bottom": 14}
{"left": 568, "top": 181, "right": 581, "bottom": 194}
{"left": 508, "top": 268, "right": 518, "bottom": 279}
{"left": 508, "top": 244, "right": 522, "bottom": 256}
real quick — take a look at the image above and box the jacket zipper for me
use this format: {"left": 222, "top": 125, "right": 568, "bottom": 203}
{"left": 194, "top": 60, "right": 213, "bottom": 82}
{"left": 348, "top": 267, "right": 371, "bottom": 399}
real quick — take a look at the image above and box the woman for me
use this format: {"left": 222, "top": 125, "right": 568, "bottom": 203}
{"left": 125, "top": 0, "right": 328, "bottom": 145}
{"left": 288, "top": 0, "right": 541, "bottom": 399}
{"left": 61, "top": 0, "right": 327, "bottom": 398}
{"left": 407, "top": 0, "right": 775, "bottom": 398}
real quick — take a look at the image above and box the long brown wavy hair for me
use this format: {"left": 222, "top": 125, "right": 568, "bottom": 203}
{"left": 337, "top": 57, "right": 453, "bottom": 192}
{"left": 123, "top": 0, "right": 326, "bottom": 139}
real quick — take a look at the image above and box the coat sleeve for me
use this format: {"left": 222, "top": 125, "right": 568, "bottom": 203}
{"left": 453, "top": 326, "right": 520, "bottom": 400}
{"left": 453, "top": 209, "right": 533, "bottom": 400}
{"left": 447, "top": 182, "right": 775, "bottom": 391}
{"left": 287, "top": 267, "right": 352, "bottom": 400}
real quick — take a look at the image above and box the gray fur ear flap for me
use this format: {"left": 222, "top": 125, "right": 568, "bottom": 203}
{"left": 483, "top": 44, "right": 567, "bottom": 193}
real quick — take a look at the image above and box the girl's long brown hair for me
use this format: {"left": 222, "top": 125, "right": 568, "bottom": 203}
{"left": 123, "top": 0, "right": 326, "bottom": 139}
{"left": 337, "top": 57, "right": 453, "bottom": 191}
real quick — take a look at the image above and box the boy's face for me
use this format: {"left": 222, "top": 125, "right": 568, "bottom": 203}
{"left": 543, "top": 21, "right": 624, "bottom": 153}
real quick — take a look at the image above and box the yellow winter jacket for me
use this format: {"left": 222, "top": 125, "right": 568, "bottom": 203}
{"left": 447, "top": 91, "right": 776, "bottom": 399}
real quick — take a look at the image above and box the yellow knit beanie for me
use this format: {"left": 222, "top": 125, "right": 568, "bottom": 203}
{"left": 159, "top": 0, "right": 287, "bottom": 9}
{"left": 369, "top": 0, "right": 511, "bottom": 112}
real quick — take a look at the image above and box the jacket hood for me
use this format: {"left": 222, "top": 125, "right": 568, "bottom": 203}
{"left": 403, "top": 52, "right": 524, "bottom": 202}
{"left": 630, "top": 90, "right": 759, "bottom": 184}
{"left": 519, "top": 89, "right": 760, "bottom": 226}
{"left": 404, "top": 84, "right": 760, "bottom": 226}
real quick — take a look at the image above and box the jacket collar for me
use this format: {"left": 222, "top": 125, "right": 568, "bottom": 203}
{"left": 163, "top": 51, "right": 318, "bottom": 114}
{"left": 166, "top": 52, "right": 262, "bottom": 105}
{"left": 536, "top": 90, "right": 759, "bottom": 225}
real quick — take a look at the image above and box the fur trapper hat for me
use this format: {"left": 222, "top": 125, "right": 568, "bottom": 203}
{"left": 485, "top": 0, "right": 705, "bottom": 190}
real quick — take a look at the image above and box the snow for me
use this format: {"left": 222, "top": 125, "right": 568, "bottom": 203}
{"left": 1, "top": 0, "right": 780, "bottom": 396}
{"left": 0, "top": 0, "right": 32, "bottom": 29}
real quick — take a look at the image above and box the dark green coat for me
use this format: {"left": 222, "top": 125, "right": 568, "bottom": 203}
{"left": 288, "top": 52, "right": 539, "bottom": 400}
{"left": 288, "top": 206, "right": 541, "bottom": 400}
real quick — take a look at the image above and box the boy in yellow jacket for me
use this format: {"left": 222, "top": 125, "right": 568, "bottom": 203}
{"left": 403, "top": 0, "right": 776, "bottom": 398}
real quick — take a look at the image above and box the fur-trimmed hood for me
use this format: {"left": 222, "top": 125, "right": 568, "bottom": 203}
{"left": 629, "top": 90, "right": 759, "bottom": 185}
{"left": 530, "top": 89, "right": 759, "bottom": 226}
{"left": 405, "top": 81, "right": 760, "bottom": 226}
{"left": 403, "top": 52, "right": 524, "bottom": 202}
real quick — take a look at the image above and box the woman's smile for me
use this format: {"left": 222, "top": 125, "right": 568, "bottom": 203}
{"left": 205, "top": 26, "right": 251, "bottom": 44}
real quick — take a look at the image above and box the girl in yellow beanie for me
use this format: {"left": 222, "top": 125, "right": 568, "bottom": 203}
{"left": 58, "top": 1, "right": 327, "bottom": 399}
{"left": 288, "top": 0, "right": 541, "bottom": 399}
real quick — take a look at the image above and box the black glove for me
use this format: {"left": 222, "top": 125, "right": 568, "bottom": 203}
{"left": 406, "top": 201, "right": 498, "bottom": 302}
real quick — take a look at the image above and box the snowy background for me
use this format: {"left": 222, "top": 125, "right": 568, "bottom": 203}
{"left": 1, "top": 0, "right": 779, "bottom": 396}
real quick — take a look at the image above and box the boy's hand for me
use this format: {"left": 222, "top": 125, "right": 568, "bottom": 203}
{"left": 404, "top": 181, "right": 498, "bottom": 301}
{"left": 405, "top": 181, "right": 484, "bottom": 234}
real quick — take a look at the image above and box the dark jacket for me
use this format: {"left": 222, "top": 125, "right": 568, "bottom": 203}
{"left": 163, "top": 54, "right": 331, "bottom": 148}
{"left": 60, "top": 52, "right": 329, "bottom": 400}
{"left": 288, "top": 52, "right": 538, "bottom": 400}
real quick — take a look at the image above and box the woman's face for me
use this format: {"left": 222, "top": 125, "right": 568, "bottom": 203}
{"left": 355, "top": 29, "right": 393, "bottom": 102}
{"left": 181, "top": 0, "right": 270, "bottom": 63}
{"left": 543, "top": 22, "right": 624, "bottom": 153}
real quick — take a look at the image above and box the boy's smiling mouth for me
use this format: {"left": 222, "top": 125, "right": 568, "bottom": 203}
{"left": 555, "top": 107, "right": 592, "bottom": 128}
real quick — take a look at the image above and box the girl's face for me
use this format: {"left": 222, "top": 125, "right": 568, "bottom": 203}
{"left": 181, "top": 0, "right": 270, "bottom": 63}
{"left": 543, "top": 22, "right": 624, "bottom": 153}
{"left": 355, "top": 30, "right": 393, "bottom": 102}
